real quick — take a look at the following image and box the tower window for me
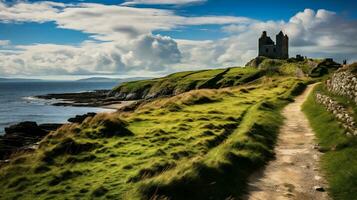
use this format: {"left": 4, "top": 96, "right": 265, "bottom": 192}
{"left": 273, "top": 48, "right": 276, "bottom": 52}
{"left": 266, "top": 48, "right": 268, "bottom": 53}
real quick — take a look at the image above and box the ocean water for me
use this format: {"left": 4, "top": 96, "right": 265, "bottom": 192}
{"left": 0, "top": 81, "right": 118, "bottom": 135}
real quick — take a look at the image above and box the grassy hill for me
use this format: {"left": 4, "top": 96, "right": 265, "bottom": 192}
{"left": 109, "top": 67, "right": 260, "bottom": 100}
{"left": 0, "top": 57, "right": 342, "bottom": 199}
{"left": 109, "top": 57, "right": 331, "bottom": 101}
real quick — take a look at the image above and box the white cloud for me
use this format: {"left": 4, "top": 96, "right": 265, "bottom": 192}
{"left": 222, "top": 24, "right": 249, "bottom": 33}
{"left": 121, "top": 0, "right": 206, "bottom": 6}
{"left": 0, "top": 1, "right": 65, "bottom": 23}
{"left": 0, "top": 0, "right": 260, "bottom": 77}
{"left": 0, "top": 1, "right": 254, "bottom": 41}
{"left": 0, "top": 34, "right": 181, "bottom": 76}
{"left": 56, "top": 5, "right": 255, "bottom": 41}
{"left": 177, "top": 8, "right": 357, "bottom": 70}
{"left": 0, "top": 1, "right": 357, "bottom": 77}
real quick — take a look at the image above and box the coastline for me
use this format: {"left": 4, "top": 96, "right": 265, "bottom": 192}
{"left": 34, "top": 89, "right": 140, "bottom": 112}
{"left": 0, "top": 90, "right": 138, "bottom": 161}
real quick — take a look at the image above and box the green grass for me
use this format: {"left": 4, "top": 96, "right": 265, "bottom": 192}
{"left": 111, "top": 57, "right": 335, "bottom": 101}
{"left": 0, "top": 58, "right": 347, "bottom": 199}
{"left": 302, "top": 83, "right": 357, "bottom": 200}
{"left": 135, "top": 82, "right": 306, "bottom": 199}
{"left": 0, "top": 59, "right": 320, "bottom": 200}
{"left": 0, "top": 75, "right": 308, "bottom": 199}
{"left": 0, "top": 76, "right": 307, "bottom": 199}
{"left": 111, "top": 66, "right": 261, "bottom": 99}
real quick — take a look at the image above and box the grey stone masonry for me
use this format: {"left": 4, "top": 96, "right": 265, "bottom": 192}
{"left": 258, "top": 31, "right": 289, "bottom": 59}
{"left": 326, "top": 69, "right": 357, "bottom": 103}
{"left": 315, "top": 93, "right": 357, "bottom": 136}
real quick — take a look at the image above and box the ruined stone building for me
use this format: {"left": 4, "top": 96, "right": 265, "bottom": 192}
{"left": 258, "top": 31, "right": 289, "bottom": 59}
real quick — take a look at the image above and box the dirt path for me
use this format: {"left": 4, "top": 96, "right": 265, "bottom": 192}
{"left": 244, "top": 84, "right": 330, "bottom": 200}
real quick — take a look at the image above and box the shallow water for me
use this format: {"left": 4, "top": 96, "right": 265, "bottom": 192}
{"left": 0, "top": 81, "right": 118, "bottom": 135}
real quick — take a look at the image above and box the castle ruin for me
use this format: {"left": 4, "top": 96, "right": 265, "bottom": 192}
{"left": 258, "top": 31, "right": 289, "bottom": 59}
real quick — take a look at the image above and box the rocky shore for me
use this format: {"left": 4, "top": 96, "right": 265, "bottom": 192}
{"left": 0, "top": 95, "right": 142, "bottom": 162}
{"left": 0, "top": 122, "right": 62, "bottom": 161}
{"left": 36, "top": 90, "right": 123, "bottom": 107}
{"left": 0, "top": 112, "right": 100, "bottom": 162}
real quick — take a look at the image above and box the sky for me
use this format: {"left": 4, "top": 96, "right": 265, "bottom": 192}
{"left": 0, "top": 0, "right": 357, "bottom": 80}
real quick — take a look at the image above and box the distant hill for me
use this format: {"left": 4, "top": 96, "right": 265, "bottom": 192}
{"left": 0, "top": 78, "right": 43, "bottom": 82}
{"left": 76, "top": 77, "right": 150, "bottom": 82}
{"left": 0, "top": 77, "right": 151, "bottom": 83}
{"left": 108, "top": 57, "right": 342, "bottom": 101}
{"left": 76, "top": 77, "right": 122, "bottom": 82}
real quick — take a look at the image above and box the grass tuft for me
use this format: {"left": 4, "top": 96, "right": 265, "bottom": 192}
{"left": 42, "top": 138, "right": 100, "bottom": 163}
{"left": 48, "top": 170, "right": 83, "bottom": 186}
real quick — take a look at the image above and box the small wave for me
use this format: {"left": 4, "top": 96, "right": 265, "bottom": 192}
{"left": 23, "top": 96, "right": 54, "bottom": 105}
{"left": 23, "top": 96, "right": 40, "bottom": 101}
{"left": 23, "top": 96, "right": 76, "bottom": 106}
{"left": 77, "top": 90, "right": 92, "bottom": 93}
{"left": 22, "top": 96, "right": 44, "bottom": 105}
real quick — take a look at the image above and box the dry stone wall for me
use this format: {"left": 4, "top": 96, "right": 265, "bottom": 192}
{"left": 326, "top": 69, "right": 357, "bottom": 103}
{"left": 315, "top": 93, "right": 357, "bottom": 136}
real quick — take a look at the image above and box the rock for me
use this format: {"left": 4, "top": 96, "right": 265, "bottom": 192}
{"left": 68, "top": 112, "right": 96, "bottom": 123}
{"left": 5, "top": 121, "right": 46, "bottom": 136}
{"left": 38, "top": 123, "right": 63, "bottom": 132}
{"left": 36, "top": 90, "right": 111, "bottom": 107}
{"left": 313, "top": 186, "right": 325, "bottom": 192}
{"left": 244, "top": 56, "right": 267, "bottom": 67}
{"left": 0, "top": 121, "right": 63, "bottom": 160}
{"left": 314, "top": 175, "right": 322, "bottom": 180}
{"left": 315, "top": 92, "right": 357, "bottom": 137}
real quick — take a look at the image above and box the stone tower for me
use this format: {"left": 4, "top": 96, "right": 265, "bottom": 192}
{"left": 258, "top": 31, "right": 289, "bottom": 59}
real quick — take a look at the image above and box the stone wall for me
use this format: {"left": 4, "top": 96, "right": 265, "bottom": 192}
{"left": 326, "top": 69, "right": 357, "bottom": 103}
{"left": 315, "top": 93, "right": 357, "bottom": 136}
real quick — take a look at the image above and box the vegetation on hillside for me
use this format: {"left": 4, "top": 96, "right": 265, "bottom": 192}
{"left": 110, "top": 67, "right": 260, "bottom": 100}
{"left": 110, "top": 57, "right": 339, "bottom": 102}
{"left": 302, "top": 83, "right": 357, "bottom": 200}
{"left": 0, "top": 57, "right": 345, "bottom": 199}
{"left": 0, "top": 67, "right": 308, "bottom": 199}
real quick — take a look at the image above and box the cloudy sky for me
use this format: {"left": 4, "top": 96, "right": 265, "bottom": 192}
{"left": 0, "top": 0, "right": 356, "bottom": 79}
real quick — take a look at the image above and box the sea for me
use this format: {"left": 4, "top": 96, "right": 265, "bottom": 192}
{"left": 0, "top": 81, "right": 118, "bottom": 135}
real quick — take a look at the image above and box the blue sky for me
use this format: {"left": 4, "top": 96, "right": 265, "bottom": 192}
{"left": 2, "top": 0, "right": 357, "bottom": 44}
{"left": 0, "top": 0, "right": 357, "bottom": 79}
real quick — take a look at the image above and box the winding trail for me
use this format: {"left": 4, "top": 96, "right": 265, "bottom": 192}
{"left": 244, "top": 84, "right": 330, "bottom": 200}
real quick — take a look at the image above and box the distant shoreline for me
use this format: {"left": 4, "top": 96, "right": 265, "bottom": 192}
{"left": 35, "top": 90, "right": 138, "bottom": 111}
